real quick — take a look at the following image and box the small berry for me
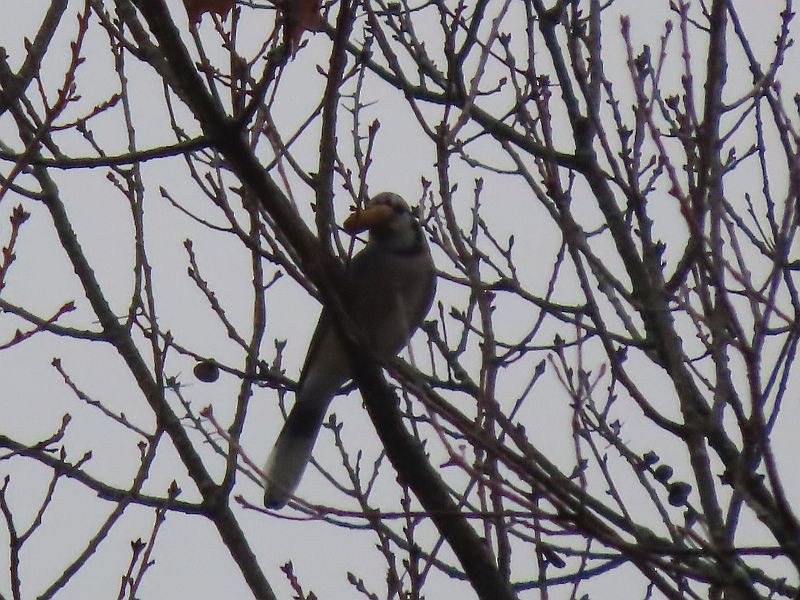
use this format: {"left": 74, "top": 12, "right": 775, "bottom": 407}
{"left": 668, "top": 482, "right": 692, "bottom": 507}
{"left": 194, "top": 360, "right": 220, "bottom": 383}
{"left": 654, "top": 464, "right": 673, "bottom": 483}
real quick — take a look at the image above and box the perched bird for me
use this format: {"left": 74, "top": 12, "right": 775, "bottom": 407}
{"left": 263, "top": 192, "right": 436, "bottom": 508}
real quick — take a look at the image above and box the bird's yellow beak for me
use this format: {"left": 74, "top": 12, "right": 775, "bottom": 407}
{"left": 342, "top": 204, "right": 395, "bottom": 234}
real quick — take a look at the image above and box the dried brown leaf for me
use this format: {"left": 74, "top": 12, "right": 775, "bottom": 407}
{"left": 183, "top": 0, "right": 234, "bottom": 25}
{"left": 281, "top": 0, "right": 324, "bottom": 56}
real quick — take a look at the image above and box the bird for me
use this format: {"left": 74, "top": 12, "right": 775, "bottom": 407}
{"left": 263, "top": 192, "right": 437, "bottom": 508}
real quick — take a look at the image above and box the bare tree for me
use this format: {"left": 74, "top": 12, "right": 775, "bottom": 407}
{"left": 0, "top": 0, "right": 798, "bottom": 598}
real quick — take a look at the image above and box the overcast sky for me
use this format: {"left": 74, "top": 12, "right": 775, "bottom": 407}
{"left": 0, "top": 1, "right": 797, "bottom": 598}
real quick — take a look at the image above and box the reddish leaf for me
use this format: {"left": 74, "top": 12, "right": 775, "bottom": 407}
{"left": 281, "top": 0, "right": 324, "bottom": 56}
{"left": 183, "top": 0, "right": 234, "bottom": 25}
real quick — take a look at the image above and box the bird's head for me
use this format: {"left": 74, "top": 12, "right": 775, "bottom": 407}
{"left": 343, "top": 192, "right": 422, "bottom": 252}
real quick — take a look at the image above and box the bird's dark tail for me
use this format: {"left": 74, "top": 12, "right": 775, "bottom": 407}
{"left": 263, "top": 399, "right": 328, "bottom": 508}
